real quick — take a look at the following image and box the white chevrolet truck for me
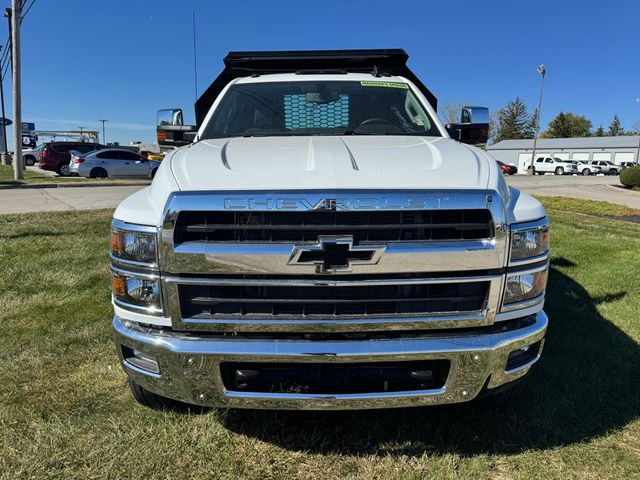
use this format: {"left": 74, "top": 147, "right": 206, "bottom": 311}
{"left": 110, "top": 49, "right": 549, "bottom": 410}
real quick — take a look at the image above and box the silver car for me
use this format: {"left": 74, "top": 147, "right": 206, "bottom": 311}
{"left": 69, "top": 149, "right": 161, "bottom": 178}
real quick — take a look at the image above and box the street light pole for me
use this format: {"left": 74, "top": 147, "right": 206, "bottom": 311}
{"left": 99, "top": 119, "right": 108, "bottom": 145}
{"left": 0, "top": 45, "right": 8, "bottom": 156}
{"left": 529, "top": 65, "right": 546, "bottom": 174}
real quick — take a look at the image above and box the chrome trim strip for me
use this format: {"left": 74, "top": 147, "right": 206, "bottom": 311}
{"left": 164, "top": 274, "right": 502, "bottom": 287}
{"left": 110, "top": 265, "right": 160, "bottom": 280}
{"left": 510, "top": 217, "right": 548, "bottom": 233}
{"left": 501, "top": 293, "right": 545, "bottom": 313}
{"left": 113, "top": 296, "right": 164, "bottom": 315}
{"left": 109, "top": 252, "right": 159, "bottom": 271}
{"left": 112, "top": 311, "right": 548, "bottom": 409}
{"left": 506, "top": 262, "right": 549, "bottom": 277}
{"left": 508, "top": 251, "right": 550, "bottom": 268}
{"left": 112, "top": 218, "right": 159, "bottom": 234}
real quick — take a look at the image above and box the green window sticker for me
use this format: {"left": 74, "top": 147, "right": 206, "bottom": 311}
{"left": 360, "top": 81, "right": 409, "bottom": 89}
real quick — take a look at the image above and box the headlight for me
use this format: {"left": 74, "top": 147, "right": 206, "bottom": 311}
{"left": 502, "top": 266, "right": 548, "bottom": 308}
{"left": 111, "top": 223, "right": 157, "bottom": 265}
{"left": 510, "top": 219, "right": 549, "bottom": 262}
{"left": 112, "top": 272, "right": 162, "bottom": 313}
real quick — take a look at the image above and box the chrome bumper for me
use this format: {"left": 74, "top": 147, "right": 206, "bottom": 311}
{"left": 112, "top": 311, "right": 547, "bottom": 410}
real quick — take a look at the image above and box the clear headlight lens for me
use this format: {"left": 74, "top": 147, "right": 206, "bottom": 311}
{"left": 112, "top": 273, "right": 162, "bottom": 312}
{"left": 510, "top": 221, "right": 549, "bottom": 261}
{"left": 503, "top": 268, "right": 548, "bottom": 306}
{"left": 111, "top": 228, "right": 157, "bottom": 264}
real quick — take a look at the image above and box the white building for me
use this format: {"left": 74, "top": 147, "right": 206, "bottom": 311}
{"left": 487, "top": 136, "right": 640, "bottom": 173}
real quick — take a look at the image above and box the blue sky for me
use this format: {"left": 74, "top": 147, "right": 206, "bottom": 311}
{"left": 7, "top": 0, "right": 640, "bottom": 145}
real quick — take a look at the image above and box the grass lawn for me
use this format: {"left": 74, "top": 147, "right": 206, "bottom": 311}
{"left": 0, "top": 164, "right": 151, "bottom": 185}
{"left": 1, "top": 198, "right": 640, "bottom": 479}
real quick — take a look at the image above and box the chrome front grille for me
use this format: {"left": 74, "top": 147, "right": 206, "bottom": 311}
{"left": 160, "top": 191, "right": 509, "bottom": 332}
{"left": 178, "top": 278, "right": 489, "bottom": 319}
{"left": 173, "top": 209, "right": 494, "bottom": 244}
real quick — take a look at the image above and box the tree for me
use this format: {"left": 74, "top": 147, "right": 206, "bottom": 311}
{"left": 541, "top": 112, "right": 592, "bottom": 138}
{"left": 439, "top": 102, "right": 464, "bottom": 124}
{"left": 607, "top": 115, "right": 625, "bottom": 136}
{"left": 593, "top": 125, "right": 606, "bottom": 137}
{"left": 493, "top": 97, "right": 534, "bottom": 143}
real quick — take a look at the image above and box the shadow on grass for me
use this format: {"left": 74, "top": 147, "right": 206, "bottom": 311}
{"left": 218, "top": 264, "right": 640, "bottom": 456}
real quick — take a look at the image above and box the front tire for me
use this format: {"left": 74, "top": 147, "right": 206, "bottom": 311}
{"left": 582, "top": 168, "right": 591, "bottom": 176}
{"left": 554, "top": 167, "right": 564, "bottom": 175}
{"left": 24, "top": 155, "right": 36, "bottom": 166}
{"left": 609, "top": 169, "right": 618, "bottom": 175}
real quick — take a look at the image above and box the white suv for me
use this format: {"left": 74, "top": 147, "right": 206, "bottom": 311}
{"left": 529, "top": 157, "right": 578, "bottom": 175}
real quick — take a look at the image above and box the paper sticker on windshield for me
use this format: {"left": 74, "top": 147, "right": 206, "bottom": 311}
{"left": 360, "top": 81, "right": 409, "bottom": 89}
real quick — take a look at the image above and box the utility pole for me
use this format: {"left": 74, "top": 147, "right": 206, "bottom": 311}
{"left": 99, "top": 119, "right": 108, "bottom": 145}
{"left": 10, "top": 0, "right": 22, "bottom": 180}
{"left": 528, "top": 65, "right": 546, "bottom": 174}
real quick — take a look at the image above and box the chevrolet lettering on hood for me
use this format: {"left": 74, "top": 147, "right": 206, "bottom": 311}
{"left": 223, "top": 196, "right": 449, "bottom": 211}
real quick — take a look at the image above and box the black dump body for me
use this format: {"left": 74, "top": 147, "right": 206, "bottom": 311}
{"left": 194, "top": 49, "right": 437, "bottom": 128}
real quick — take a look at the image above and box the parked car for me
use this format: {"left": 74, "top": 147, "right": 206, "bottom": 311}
{"left": 528, "top": 156, "right": 578, "bottom": 175}
{"left": 619, "top": 161, "right": 638, "bottom": 171}
{"left": 573, "top": 160, "right": 602, "bottom": 176}
{"left": 39, "top": 142, "right": 104, "bottom": 176}
{"left": 496, "top": 160, "right": 517, "bottom": 175}
{"left": 69, "top": 148, "right": 161, "bottom": 178}
{"left": 23, "top": 144, "right": 45, "bottom": 166}
{"left": 589, "top": 160, "right": 619, "bottom": 175}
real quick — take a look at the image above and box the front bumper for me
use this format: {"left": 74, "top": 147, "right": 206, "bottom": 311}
{"left": 113, "top": 311, "right": 547, "bottom": 410}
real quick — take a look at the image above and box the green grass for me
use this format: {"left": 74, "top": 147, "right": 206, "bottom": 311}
{"left": 1, "top": 201, "right": 640, "bottom": 479}
{"left": 0, "top": 164, "right": 151, "bottom": 185}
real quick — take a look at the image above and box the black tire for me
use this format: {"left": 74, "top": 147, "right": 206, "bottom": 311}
{"left": 89, "top": 167, "right": 108, "bottom": 178}
{"left": 128, "top": 379, "right": 203, "bottom": 412}
{"left": 24, "top": 155, "right": 36, "bottom": 166}
{"left": 537, "top": 171, "right": 545, "bottom": 175}
{"left": 582, "top": 168, "right": 591, "bottom": 176}
{"left": 55, "top": 163, "right": 71, "bottom": 176}
{"left": 609, "top": 169, "right": 618, "bottom": 176}
{"left": 554, "top": 167, "right": 564, "bottom": 175}
{"left": 151, "top": 168, "right": 158, "bottom": 179}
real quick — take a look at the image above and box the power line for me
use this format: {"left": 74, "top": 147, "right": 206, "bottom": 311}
{"left": 20, "top": 0, "right": 36, "bottom": 23}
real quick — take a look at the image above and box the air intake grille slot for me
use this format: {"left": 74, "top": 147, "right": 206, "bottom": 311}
{"left": 173, "top": 209, "right": 494, "bottom": 244}
{"left": 178, "top": 281, "right": 488, "bottom": 319}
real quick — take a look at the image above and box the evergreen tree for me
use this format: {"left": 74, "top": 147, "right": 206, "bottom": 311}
{"left": 593, "top": 125, "right": 606, "bottom": 137}
{"left": 607, "top": 115, "right": 625, "bottom": 136}
{"left": 493, "top": 97, "right": 534, "bottom": 143}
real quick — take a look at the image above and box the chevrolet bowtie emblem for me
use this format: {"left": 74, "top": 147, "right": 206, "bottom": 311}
{"left": 288, "top": 236, "right": 386, "bottom": 273}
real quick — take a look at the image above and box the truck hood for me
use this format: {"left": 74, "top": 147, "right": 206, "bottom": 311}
{"left": 169, "top": 136, "right": 496, "bottom": 192}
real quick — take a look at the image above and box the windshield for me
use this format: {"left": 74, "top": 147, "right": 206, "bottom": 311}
{"left": 201, "top": 80, "right": 440, "bottom": 138}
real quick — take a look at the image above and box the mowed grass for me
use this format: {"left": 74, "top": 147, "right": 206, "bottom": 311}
{"left": 1, "top": 199, "right": 640, "bottom": 479}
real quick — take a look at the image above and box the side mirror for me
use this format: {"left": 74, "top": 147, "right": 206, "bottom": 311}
{"left": 445, "top": 106, "right": 489, "bottom": 145}
{"left": 156, "top": 108, "right": 198, "bottom": 147}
